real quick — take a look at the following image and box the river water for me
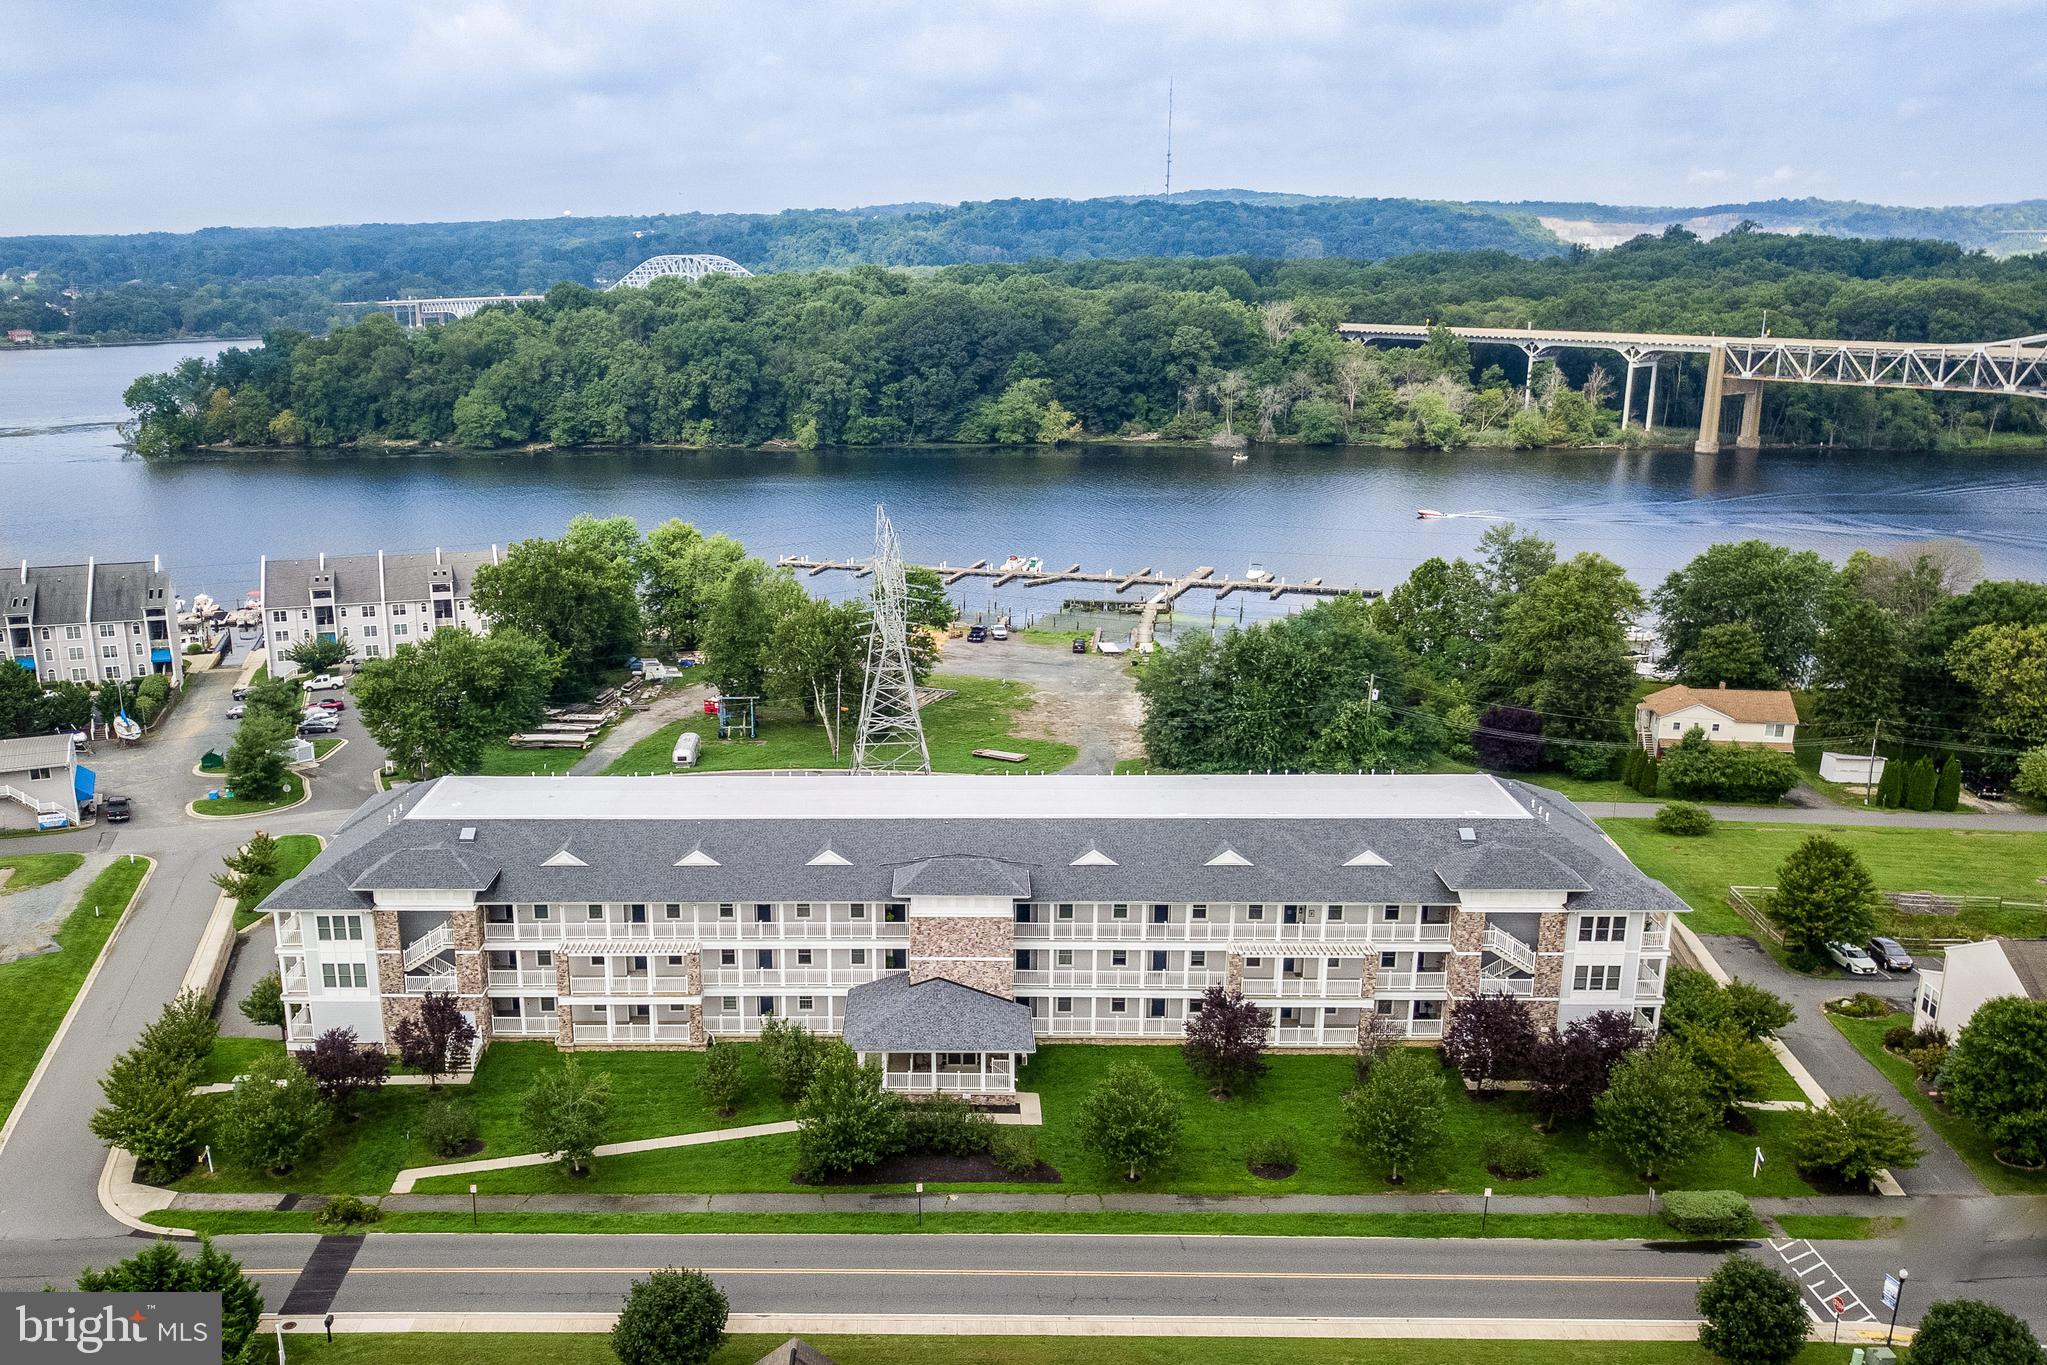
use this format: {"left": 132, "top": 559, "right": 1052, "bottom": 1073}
{"left": 4, "top": 341, "right": 2044, "bottom": 615}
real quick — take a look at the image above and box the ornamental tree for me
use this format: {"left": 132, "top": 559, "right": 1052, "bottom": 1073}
{"left": 1943, "top": 996, "right": 2047, "bottom": 1167}
{"left": 1530, "top": 1009, "right": 1638, "bottom": 1128}
{"left": 1593, "top": 1044, "right": 1716, "bottom": 1181}
{"left": 1694, "top": 1253, "right": 1810, "bottom": 1365}
{"left": 137, "top": 989, "right": 219, "bottom": 1072}
{"left": 239, "top": 969, "right": 285, "bottom": 1034}
{"left": 522, "top": 1058, "right": 614, "bottom": 1174}
{"left": 697, "top": 1039, "right": 743, "bottom": 1118}
{"left": 223, "top": 709, "right": 293, "bottom": 800}
{"left": 1793, "top": 1094, "right": 1925, "bottom": 1190}
{"left": 282, "top": 631, "right": 355, "bottom": 674}
{"left": 1077, "top": 1060, "right": 1184, "bottom": 1182}
{"left": 390, "top": 991, "right": 477, "bottom": 1088}
{"left": 294, "top": 1026, "right": 389, "bottom": 1118}
{"left": 1908, "top": 1298, "right": 2047, "bottom": 1365}
{"left": 1472, "top": 703, "right": 1543, "bottom": 771}
{"left": 795, "top": 1042, "right": 907, "bottom": 1178}
{"left": 1341, "top": 1046, "right": 1446, "bottom": 1183}
{"left": 757, "top": 1017, "right": 825, "bottom": 1103}
{"left": 217, "top": 1053, "right": 330, "bottom": 1175}
{"left": 1440, "top": 993, "right": 1537, "bottom": 1098}
{"left": 1766, "top": 834, "right": 1879, "bottom": 968}
{"left": 611, "top": 1267, "right": 730, "bottom": 1365}
{"left": 1181, "top": 987, "right": 1271, "bottom": 1099}
{"left": 88, "top": 1046, "right": 207, "bottom": 1181}
{"left": 210, "top": 831, "right": 280, "bottom": 904}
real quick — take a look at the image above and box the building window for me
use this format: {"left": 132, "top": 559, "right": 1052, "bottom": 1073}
{"left": 798, "top": 996, "right": 815, "bottom": 1012}
{"left": 1413, "top": 999, "right": 1443, "bottom": 1021}
{"left": 587, "top": 905, "right": 603, "bottom": 920}
{"left": 540, "top": 996, "right": 556, "bottom": 1012}
{"left": 28, "top": 766, "right": 51, "bottom": 781}
{"left": 1422, "top": 906, "right": 1452, "bottom": 924}
{"left": 1578, "top": 916, "right": 1625, "bottom": 943}
{"left": 1380, "top": 951, "right": 1397, "bottom": 968}
{"left": 849, "top": 903, "right": 866, "bottom": 919}
{"left": 721, "top": 997, "right": 738, "bottom": 1011}
{"left": 884, "top": 904, "right": 906, "bottom": 923}
{"left": 1191, "top": 951, "right": 1206, "bottom": 967}
{"left": 1573, "top": 965, "right": 1621, "bottom": 992}
{"left": 1110, "top": 950, "right": 1128, "bottom": 967}
{"left": 533, "top": 905, "right": 550, "bottom": 920}
{"left": 719, "top": 949, "right": 735, "bottom": 966}
{"left": 1054, "top": 949, "right": 1073, "bottom": 967}
{"left": 1245, "top": 957, "right": 1262, "bottom": 968}
{"left": 1109, "top": 998, "right": 1127, "bottom": 1013}
{"left": 1014, "top": 904, "right": 1032, "bottom": 923}
{"left": 1057, "top": 903, "right": 1074, "bottom": 920}
{"left": 1191, "top": 904, "right": 1207, "bottom": 920}
{"left": 719, "top": 903, "right": 735, "bottom": 919}
{"left": 1148, "top": 998, "right": 1166, "bottom": 1018}
{"left": 884, "top": 948, "right": 906, "bottom": 969}
{"left": 1766, "top": 723, "right": 1786, "bottom": 738}
{"left": 314, "top": 914, "right": 362, "bottom": 941}
{"left": 851, "top": 948, "right": 867, "bottom": 965}
{"left": 1055, "top": 997, "right": 1073, "bottom": 1013}
{"left": 1247, "top": 904, "right": 1265, "bottom": 921}
{"left": 796, "top": 948, "right": 813, "bottom": 966}
{"left": 665, "top": 904, "right": 681, "bottom": 919}
{"left": 1328, "top": 905, "right": 1345, "bottom": 921}
{"left": 795, "top": 903, "right": 812, "bottom": 919}
{"left": 320, "top": 963, "right": 367, "bottom": 989}
{"left": 666, "top": 955, "right": 683, "bottom": 967}
{"left": 536, "top": 951, "right": 552, "bottom": 966}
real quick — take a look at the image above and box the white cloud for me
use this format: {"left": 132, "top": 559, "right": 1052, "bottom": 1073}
{"left": 0, "top": 0, "right": 2038, "bottom": 234}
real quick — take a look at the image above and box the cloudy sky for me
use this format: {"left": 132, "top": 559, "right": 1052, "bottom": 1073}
{"left": 4, "top": 0, "right": 2040, "bottom": 236}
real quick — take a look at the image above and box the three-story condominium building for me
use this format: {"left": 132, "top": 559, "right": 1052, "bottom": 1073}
{"left": 259, "top": 547, "right": 500, "bottom": 674}
{"left": 262, "top": 773, "right": 1684, "bottom": 1095}
{"left": 3, "top": 557, "right": 182, "bottom": 685}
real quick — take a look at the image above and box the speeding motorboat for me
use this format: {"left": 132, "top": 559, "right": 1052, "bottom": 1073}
{"left": 1416, "top": 509, "right": 1445, "bottom": 519}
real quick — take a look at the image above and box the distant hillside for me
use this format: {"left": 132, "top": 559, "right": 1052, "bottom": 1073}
{"left": 1476, "top": 196, "right": 2047, "bottom": 255}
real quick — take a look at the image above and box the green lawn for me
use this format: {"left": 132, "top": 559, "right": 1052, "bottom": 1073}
{"left": 1599, "top": 820, "right": 2047, "bottom": 939}
{"left": 0, "top": 852, "right": 85, "bottom": 895}
{"left": 198, "top": 1036, "right": 287, "bottom": 1085}
{"left": 312, "top": 737, "right": 343, "bottom": 760}
{"left": 0, "top": 855, "right": 150, "bottom": 1127}
{"left": 1827, "top": 1010, "right": 2047, "bottom": 1196}
{"left": 191, "top": 771, "right": 305, "bottom": 818}
{"left": 232, "top": 833, "right": 321, "bottom": 931}
{"left": 1755, "top": 1051, "right": 1809, "bottom": 1103}
{"left": 259, "top": 1335, "right": 1862, "bottom": 1365}
{"left": 603, "top": 675, "right": 1078, "bottom": 776}
{"left": 479, "top": 742, "right": 587, "bottom": 776}
{"left": 416, "top": 1045, "right": 1815, "bottom": 1199}
{"left": 155, "top": 1209, "right": 1683, "bottom": 1240}
{"left": 171, "top": 1042, "right": 794, "bottom": 1195}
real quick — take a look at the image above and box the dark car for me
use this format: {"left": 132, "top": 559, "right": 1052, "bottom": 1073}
{"left": 966, "top": 625, "right": 987, "bottom": 642}
{"left": 102, "top": 795, "right": 132, "bottom": 823}
{"left": 1071, "top": 637, "right": 1088, "bottom": 654}
{"left": 1867, "top": 936, "right": 1915, "bottom": 973}
{"left": 230, "top": 685, "right": 251, "bottom": 701}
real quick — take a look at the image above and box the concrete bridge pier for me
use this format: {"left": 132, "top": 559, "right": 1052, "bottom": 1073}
{"left": 1728, "top": 379, "right": 1764, "bottom": 451}
{"left": 1620, "top": 357, "right": 1658, "bottom": 430}
{"left": 1693, "top": 346, "right": 1763, "bottom": 454}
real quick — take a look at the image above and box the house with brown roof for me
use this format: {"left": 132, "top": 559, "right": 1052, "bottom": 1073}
{"left": 1634, "top": 682, "right": 1798, "bottom": 756}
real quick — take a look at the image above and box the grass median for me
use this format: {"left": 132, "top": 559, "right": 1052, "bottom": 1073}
{"left": 0, "top": 855, "right": 150, "bottom": 1126}
{"left": 248, "top": 1335, "right": 1866, "bottom": 1365}
{"left": 0, "top": 852, "right": 86, "bottom": 895}
{"left": 191, "top": 771, "right": 306, "bottom": 818}
{"left": 1598, "top": 819, "right": 2047, "bottom": 939}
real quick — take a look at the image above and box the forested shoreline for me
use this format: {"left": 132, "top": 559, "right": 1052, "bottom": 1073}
{"left": 123, "top": 230, "right": 2047, "bottom": 458}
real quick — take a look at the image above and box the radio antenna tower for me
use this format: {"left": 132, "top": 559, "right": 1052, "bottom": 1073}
{"left": 852, "top": 504, "right": 931, "bottom": 773}
{"left": 1163, "top": 78, "right": 1174, "bottom": 197}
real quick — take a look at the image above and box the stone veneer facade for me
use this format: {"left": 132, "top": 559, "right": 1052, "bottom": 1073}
{"left": 908, "top": 914, "right": 1015, "bottom": 998}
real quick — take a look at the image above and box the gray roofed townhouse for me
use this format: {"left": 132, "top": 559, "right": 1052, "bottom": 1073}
{"left": 1, "top": 556, "right": 182, "bottom": 686}
{"left": 259, "top": 545, "right": 500, "bottom": 674}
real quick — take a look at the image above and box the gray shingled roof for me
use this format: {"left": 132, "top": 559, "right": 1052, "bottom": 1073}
{"left": 3, "top": 561, "right": 171, "bottom": 624}
{"left": 0, "top": 733, "right": 74, "bottom": 773}
{"left": 841, "top": 973, "right": 1038, "bottom": 1054}
{"left": 1435, "top": 844, "right": 1590, "bottom": 893}
{"left": 1997, "top": 937, "right": 2047, "bottom": 1000}
{"left": 262, "top": 548, "right": 497, "bottom": 610}
{"left": 349, "top": 846, "right": 500, "bottom": 894}
{"left": 891, "top": 855, "right": 1033, "bottom": 899}
{"left": 258, "top": 775, "right": 1687, "bottom": 917}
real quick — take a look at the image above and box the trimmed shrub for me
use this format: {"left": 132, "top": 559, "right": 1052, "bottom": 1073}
{"left": 313, "top": 1195, "right": 383, "bottom": 1231}
{"left": 1482, "top": 1130, "right": 1547, "bottom": 1180}
{"left": 1908, "top": 1043, "right": 1949, "bottom": 1083}
{"left": 611, "top": 1267, "right": 729, "bottom": 1365}
{"left": 421, "top": 1096, "right": 480, "bottom": 1157}
{"left": 1908, "top": 1297, "right": 2047, "bottom": 1365}
{"left": 1884, "top": 1024, "right": 1940, "bottom": 1053}
{"left": 988, "top": 1127, "right": 1041, "bottom": 1176}
{"left": 903, "top": 1094, "right": 992, "bottom": 1157}
{"left": 1661, "top": 1189, "right": 1756, "bottom": 1238}
{"left": 1934, "top": 757, "right": 1963, "bottom": 812}
{"left": 1830, "top": 992, "right": 1893, "bottom": 1019}
{"left": 1245, "top": 1131, "right": 1299, "bottom": 1173}
{"left": 1659, "top": 729, "right": 1800, "bottom": 803}
{"left": 1696, "top": 1253, "right": 1810, "bottom": 1365}
{"left": 1654, "top": 801, "right": 1715, "bottom": 836}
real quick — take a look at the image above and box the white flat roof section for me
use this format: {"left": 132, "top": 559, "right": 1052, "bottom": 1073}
{"left": 402, "top": 772, "right": 1538, "bottom": 824}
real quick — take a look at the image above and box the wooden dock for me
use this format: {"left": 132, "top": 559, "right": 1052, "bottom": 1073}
{"left": 776, "top": 556, "right": 1377, "bottom": 652}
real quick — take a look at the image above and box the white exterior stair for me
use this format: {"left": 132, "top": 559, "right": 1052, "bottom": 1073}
{"left": 402, "top": 922, "right": 454, "bottom": 971}
{"left": 1480, "top": 926, "right": 1536, "bottom": 974}
{"left": 0, "top": 783, "right": 60, "bottom": 816}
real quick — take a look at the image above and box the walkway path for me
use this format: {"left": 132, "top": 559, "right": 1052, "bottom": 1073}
{"left": 570, "top": 682, "right": 709, "bottom": 776}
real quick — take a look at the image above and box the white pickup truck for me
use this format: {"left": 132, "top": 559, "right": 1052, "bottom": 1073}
{"left": 302, "top": 673, "right": 346, "bottom": 692}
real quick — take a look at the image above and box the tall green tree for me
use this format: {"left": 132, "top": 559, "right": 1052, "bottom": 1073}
{"left": 1593, "top": 1044, "right": 1716, "bottom": 1180}
{"left": 1809, "top": 579, "right": 1903, "bottom": 736}
{"left": 1341, "top": 1045, "right": 1447, "bottom": 1183}
{"left": 1488, "top": 552, "right": 1643, "bottom": 774}
{"left": 1078, "top": 1060, "right": 1184, "bottom": 1182}
{"left": 217, "top": 1052, "right": 331, "bottom": 1174}
{"left": 1942, "top": 997, "right": 2047, "bottom": 1167}
{"left": 1946, "top": 622, "right": 2047, "bottom": 745}
{"left": 1676, "top": 621, "right": 1779, "bottom": 689}
{"left": 77, "top": 1239, "right": 265, "bottom": 1364}
{"left": 1653, "top": 540, "right": 1834, "bottom": 686}
{"left": 1377, "top": 556, "right": 1491, "bottom": 680}
{"left": 472, "top": 534, "right": 643, "bottom": 697}
{"left": 795, "top": 1042, "right": 908, "bottom": 1178}
{"left": 1767, "top": 835, "right": 1879, "bottom": 968}
{"left": 522, "top": 1058, "right": 615, "bottom": 1174}
{"left": 351, "top": 626, "right": 561, "bottom": 777}
{"left": 639, "top": 521, "right": 748, "bottom": 649}
{"left": 700, "top": 559, "right": 806, "bottom": 698}
{"left": 223, "top": 710, "right": 293, "bottom": 800}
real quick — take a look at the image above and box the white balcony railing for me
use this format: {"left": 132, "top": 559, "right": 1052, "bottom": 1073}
{"left": 490, "top": 1016, "right": 560, "bottom": 1038}
{"left": 1249, "top": 976, "right": 1365, "bottom": 999}
{"left": 1480, "top": 926, "right": 1537, "bottom": 973}
{"left": 404, "top": 969, "right": 458, "bottom": 995}
{"left": 1477, "top": 974, "right": 1534, "bottom": 997}
{"left": 1405, "top": 1018, "right": 1445, "bottom": 1040}
{"left": 1273, "top": 1024, "right": 1358, "bottom": 1046}
{"left": 1040, "top": 1017, "right": 1182, "bottom": 1037}
{"left": 563, "top": 973, "right": 695, "bottom": 997}
{"left": 563, "top": 1021, "right": 695, "bottom": 1044}
{"left": 486, "top": 968, "right": 558, "bottom": 991}
{"left": 1640, "top": 928, "right": 1669, "bottom": 952}
{"left": 403, "top": 922, "right": 454, "bottom": 972}
{"left": 1374, "top": 971, "right": 1448, "bottom": 992}
{"left": 884, "top": 1065, "right": 1016, "bottom": 1094}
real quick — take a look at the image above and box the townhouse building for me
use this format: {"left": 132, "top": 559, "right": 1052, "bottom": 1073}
{"left": 262, "top": 773, "right": 1684, "bottom": 1095}
{"left": 2, "top": 557, "right": 182, "bottom": 685}
{"left": 259, "top": 547, "right": 499, "bottom": 674}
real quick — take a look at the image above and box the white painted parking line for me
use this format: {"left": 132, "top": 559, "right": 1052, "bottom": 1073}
{"left": 1769, "top": 1239, "right": 1877, "bottom": 1324}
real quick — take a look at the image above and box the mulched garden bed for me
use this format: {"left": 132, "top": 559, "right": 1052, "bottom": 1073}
{"left": 1248, "top": 1161, "right": 1298, "bottom": 1181}
{"left": 800, "top": 1151, "right": 1061, "bottom": 1186}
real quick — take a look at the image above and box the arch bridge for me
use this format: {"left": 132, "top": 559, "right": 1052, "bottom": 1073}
{"left": 1338, "top": 323, "right": 2047, "bottom": 453}
{"left": 362, "top": 254, "right": 753, "bottom": 328}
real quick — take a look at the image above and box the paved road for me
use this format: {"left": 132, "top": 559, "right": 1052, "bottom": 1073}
{"left": 1580, "top": 800, "right": 2047, "bottom": 830}
{"left": 0, "top": 665, "right": 377, "bottom": 1244}
{"left": 1703, "top": 934, "right": 1984, "bottom": 1196}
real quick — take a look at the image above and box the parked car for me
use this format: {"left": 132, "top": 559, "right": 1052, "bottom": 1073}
{"left": 990, "top": 624, "right": 1009, "bottom": 640}
{"left": 1826, "top": 940, "right": 1879, "bottom": 976}
{"left": 300, "top": 718, "right": 339, "bottom": 737}
{"left": 302, "top": 673, "right": 345, "bottom": 692}
{"left": 230, "top": 685, "right": 251, "bottom": 701}
{"left": 102, "top": 795, "right": 131, "bottom": 823}
{"left": 966, "top": 625, "right": 987, "bottom": 642}
{"left": 1071, "top": 637, "right": 1089, "bottom": 654}
{"left": 225, "top": 703, "right": 245, "bottom": 719}
{"left": 313, "top": 697, "right": 346, "bottom": 712}
{"left": 1866, "top": 936, "right": 1915, "bottom": 973}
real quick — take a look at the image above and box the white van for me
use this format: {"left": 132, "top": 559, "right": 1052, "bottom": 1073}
{"left": 672, "top": 730, "right": 701, "bottom": 768}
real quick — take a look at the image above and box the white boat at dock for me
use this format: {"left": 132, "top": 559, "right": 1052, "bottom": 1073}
{"left": 1244, "top": 562, "right": 1273, "bottom": 583}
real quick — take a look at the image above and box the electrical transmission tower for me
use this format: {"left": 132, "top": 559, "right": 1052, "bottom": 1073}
{"left": 852, "top": 504, "right": 931, "bottom": 773}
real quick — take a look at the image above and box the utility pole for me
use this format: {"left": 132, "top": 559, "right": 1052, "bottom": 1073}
{"left": 1163, "top": 79, "right": 1174, "bottom": 196}
{"left": 1865, "top": 717, "right": 1882, "bottom": 806}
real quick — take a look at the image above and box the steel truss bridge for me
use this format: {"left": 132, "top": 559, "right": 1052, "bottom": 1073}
{"left": 1338, "top": 323, "right": 2047, "bottom": 453}
{"left": 363, "top": 254, "right": 753, "bottom": 328}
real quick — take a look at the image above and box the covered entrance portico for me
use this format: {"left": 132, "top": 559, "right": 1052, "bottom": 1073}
{"left": 843, "top": 972, "right": 1036, "bottom": 1098}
